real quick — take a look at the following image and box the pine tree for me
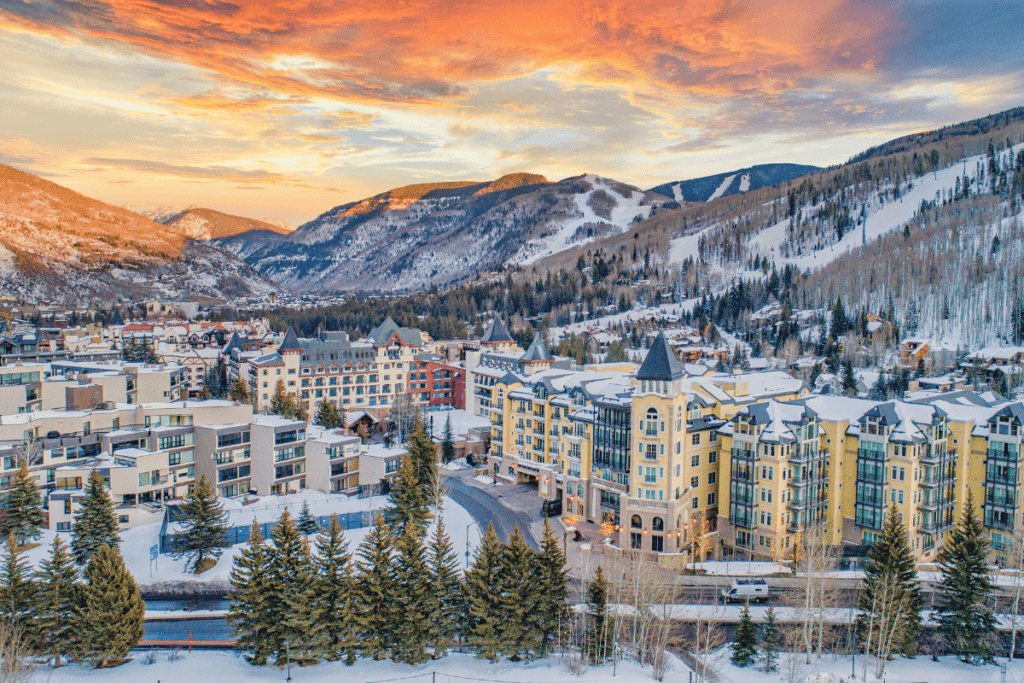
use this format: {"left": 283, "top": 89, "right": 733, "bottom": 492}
{"left": 465, "top": 523, "right": 504, "bottom": 662}
{"left": 761, "top": 605, "right": 779, "bottom": 673}
{"left": 499, "top": 526, "right": 538, "bottom": 660}
{"left": 425, "top": 517, "right": 463, "bottom": 658}
{"left": 391, "top": 523, "right": 432, "bottom": 664}
{"left": 230, "top": 376, "right": 250, "bottom": 404}
{"left": 585, "top": 566, "right": 614, "bottom": 664}
{"left": 33, "top": 535, "right": 79, "bottom": 666}
{"left": 936, "top": 490, "right": 997, "bottom": 663}
{"left": 4, "top": 463, "right": 43, "bottom": 544}
{"left": 842, "top": 358, "right": 858, "bottom": 397}
{"left": 73, "top": 544, "right": 145, "bottom": 668}
{"left": 355, "top": 512, "right": 395, "bottom": 660}
{"left": 266, "top": 510, "right": 317, "bottom": 663}
{"left": 858, "top": 504, "right": 921, "bottom": 655}
{"left": 406, "top": 418, "right": 439, "bottom": 503}
{"left": 441, "top": 415, "right": 456, "bottom": 464}
{"left": 269, "top": 380, "right": 296, "bottom": 417}
{"left": 0, "top": 534, "right": 34, "bottom": 640}
{"left": 171, "top": 474, "right": 228, "bottom": 573}
{"left": 312, "top": 514, "right": 354, "bottom": 661}
{"left": 228, "top": 521, "right": 274, "bottom": 664}
{"left": 71, "top": 470, "right": 120, "bottom": 566}
{"left": 314, "top": 401, "right": 344, "bottom": 429}
{"left": 730, "top": 602, "right": 758, "bottom": 667}
{"left": 534, "top": 518, "right": 569, "bottom": 656}
{"left": 384, "top": 454, "right": 430, "bottom": 532}
{"left": 297, "top": 501, "right": 319, "bottom": 535}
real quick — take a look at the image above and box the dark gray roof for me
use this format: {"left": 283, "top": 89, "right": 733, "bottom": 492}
{"left": 497, "top": 371, "right": 522, "bottom": 385}
{"left": 993, "top": 403, "right": 1024, "bottom": 424}
{"left": 481, "top": 317, "right": 514, "bottom": 344}
{"left": 864, "top": 402, "right": 900, "bottom": 425}
{"left": 278, "top": 326, "right": 303, "bottom": 353}
{"left": 636, "top": 332, "right": 686, "bottom": 381}
{"left": 521, "top": 337, "right": 553, "bottom": 362}
{"left": 367, "top": 317, "right": 400, "bottom": 344}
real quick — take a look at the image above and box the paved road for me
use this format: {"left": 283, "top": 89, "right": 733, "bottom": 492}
{"left": 444, "top": 471, "right": 541, "bottom": 550}
{"left": 143, "top": 618, "right": 233, "bottom": 642}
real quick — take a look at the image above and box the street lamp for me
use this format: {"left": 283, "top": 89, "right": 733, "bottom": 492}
{"left": 466, "top": 523, "right": 473, "bottom": 568}
{"left": 285, "top": 639, "right": 292, "bottom": 681}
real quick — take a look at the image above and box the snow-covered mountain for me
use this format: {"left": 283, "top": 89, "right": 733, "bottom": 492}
{"left": 649, "top": 163, "right": 819, "bottom": 203}
{"left": 0, "top": 164, "right": 283, "bottom": 303}
{"left": 215, "top": 173, "right": 673, "bottom": 293}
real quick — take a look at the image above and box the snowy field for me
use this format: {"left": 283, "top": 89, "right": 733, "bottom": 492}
{"left": 22, "top": 491, "right": 482, "bottom": 585}
{"left": 41, "top": 650, "right": 694, "bottom": 683}
{"left": 713, "top": 647, "right": 1024, "bottom": 683}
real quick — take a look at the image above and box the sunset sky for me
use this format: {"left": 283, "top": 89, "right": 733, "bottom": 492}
{"left": 1, "top": 0, "right": 1021, "bottom": 225}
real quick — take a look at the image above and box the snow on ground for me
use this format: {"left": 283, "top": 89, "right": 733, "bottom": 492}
{"left": 714, "top": 647, "right": 1024, "bottom": 683}
{"left": 707, "top": 174, "right": 737, "bottom": 202}
{"left": 28, "top": 493, "right": 481, "bottom": 585}
{"left": 424, "top": 409, "right": 491, "bottom": 441}
{"left": 550, "top": 301, "right": 700, "bottom": 344}
{"left": 517, "top": 175, "right": 655, "bottom": 266}
{"left": 669, "top": 225, "right": 712, "bottom": 263}
{"left": 44, "top": 650, "right": 695, "bottom": 683}
{"left": 738, "top": 173, "right": 750, "bottom": 193}
{"left": 693, "top": 561, "right": 786, "bottom": 575}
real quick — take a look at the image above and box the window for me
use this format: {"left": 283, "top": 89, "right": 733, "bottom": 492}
{"left": 652, "top": 517, "right": 664, "bottom": 531}
{"left": 691, "top": 454, "right": 700, "bottom": 467}
{"left": 707, "top": 491, "right": 717, "bottom": 506}
{"left": 691, "top": 433, "right": 700, "bottom": 445}
{"left": 708, "top": 471, "right": 717, "bottom": 485}
{"left": 710, "top": 431, "right": 718, "bottom": 443}
{"left": 690, "top": 475, "right": 699, "bottom": 489}
{"left": 760, "top": 488, "right": 773, "bottom": 503}
{"left": 631, "top": 514, "right": 642, "bottom": 529}
{"left": 692, "top": 497, "right": 699, "bottom": 509}
{"left": 708, "top": 451, "right": 717, "bottom": 464}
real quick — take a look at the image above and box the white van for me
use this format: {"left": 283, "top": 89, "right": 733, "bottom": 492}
{"left": 722, "top": 578, "right": 769, "bottom": 603}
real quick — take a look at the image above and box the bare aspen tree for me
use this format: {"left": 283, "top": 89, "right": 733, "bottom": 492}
{"left": 1008, "top": 522, "right": 1024, "bottom": 660}
{"left": 0, "top": 620, "right": 33, "bottom": 683}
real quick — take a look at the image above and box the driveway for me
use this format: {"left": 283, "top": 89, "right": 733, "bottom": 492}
{"left": 443, "top": 469, "right": 544, "bottom": 550}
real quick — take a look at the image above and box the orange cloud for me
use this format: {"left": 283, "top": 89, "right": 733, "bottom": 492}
{"left": 0, "top": 0, "right": 898, "bottom": 112}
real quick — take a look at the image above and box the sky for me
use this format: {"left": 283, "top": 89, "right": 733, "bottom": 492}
{"left": 0, "top": 0, "right": 1022, "bottom": 226}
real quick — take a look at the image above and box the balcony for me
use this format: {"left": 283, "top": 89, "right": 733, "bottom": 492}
{"left": 627, "top": 496, "right": 668, "bottom": 511}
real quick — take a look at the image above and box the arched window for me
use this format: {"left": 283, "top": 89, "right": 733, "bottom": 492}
{"left": 631, "top": 514, "right": 642, "bottom": 529}
{"left": 652, "top": 516, "right": 664, "bottom": 532}
{"left": 645, "top": 407, "right": 659, "bottom": 436}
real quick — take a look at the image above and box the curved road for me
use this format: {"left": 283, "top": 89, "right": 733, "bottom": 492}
{"left": 443, "top": 471, "right": 540, "bottom": 550}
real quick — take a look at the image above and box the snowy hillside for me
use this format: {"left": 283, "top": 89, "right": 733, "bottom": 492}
{"left": 650, "top": 163, "right": 819, "bottom": 203}
{"left": 220, "top": 173, "right": 670, "bottom": 293}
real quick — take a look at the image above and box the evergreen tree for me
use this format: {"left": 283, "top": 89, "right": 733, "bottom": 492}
{"left": 761, "top": 605, "right": 779, "bottom": 673}
{"left": 585, "top": 566, "right": 614, "bottom": 664}
{"left": 297, "top": 501, "right": 319, "bottom": 535}
{"left": 266, "top": 510, "right": 317, "bottom": 663}
{"left": 730, "top": 602, "right": 758, "bottom": 667}
{"left": 228, "top": 521, "right": 274, "bottom": 664}
{"left": 33, "top": 535, "right": 79, "bottom": 666}
{"left": 842, "top": 358, "right": 858, "bottom": 397}
{"left": 499, "top": 526, "right": 538, "bottom": 660}
{"left": 858, "top": 504, "right": 921, "bottom": 655}
{"left": 314, "top": 401, "right": 344, "bottom": 429}
{"left": 441, "top": 414, "right": 456, "bottom": 464}
{"left": 384, "top": 454, "right": 430, "bottom": 532}
{"left": 936, "top": 491, "right": 997, "bottom": 663}
{"left": 71, "top": 470, "right": 119, "bottom": 566}
{"left": 465, "top": 523, "right": 505, "bottom": 662}
{"left": 269, "top": 379, "right": 296, "bottom": 417}
{"left": 295, "top": 400, "right": 309, "bottom": 422}
{"left": 0, "top": 534, "right": 34, "bottom": 638}
{"left": 230, "top": 376, "right": 251, "bottom": 404}
{"left": 311, "top": 514, "right": 354, "bottom": 661}
{"left": 406, "top": 418, "right": 439, "bottom": 504}
{"left": 425, "top": 517, "right": 463, "bottom": 658}
{"left": 391, "top": 523, "right": 432, "bottom": 664}
{"left": 355, "top": 512, "right": 395, "bottom": 660}
{"left": 534, "top": 518, "right": 569, "bottom": 656}
{"left": 4, "top": 463, "right": 43, "bottom": 544}
{"left": 73, "top": 544, "right": 145, "bottom": 668}
{"left": 171, "top": 474, "right": 228, "bottom": 573}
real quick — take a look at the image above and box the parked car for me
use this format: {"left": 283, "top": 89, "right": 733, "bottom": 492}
{"left": 722, "top": 578, "right": 769, "bottom": 603}
{"left": 541, "top": 498, "right": 563, "bottom": 517}
{"left": 45, "top": 431, "right": 61, "bottom": 439}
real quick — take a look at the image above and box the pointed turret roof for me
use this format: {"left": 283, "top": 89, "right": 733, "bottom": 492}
{"left": 222, "top": 331, "right": 241, "bottom": 353}
{"left": 521, "top": 335, "right": 553, "bottom": 363}
{"left": 278, "top": 326, "right": 302, "bottom": 353}
{"left": 108, "top": 308, "right": 124, "bottom": 326}
{"left": 636, "top": 332, "right": 686, "bottom": 381}
{"left": 481, "top": 316, "right": 513, "bottom": 344}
